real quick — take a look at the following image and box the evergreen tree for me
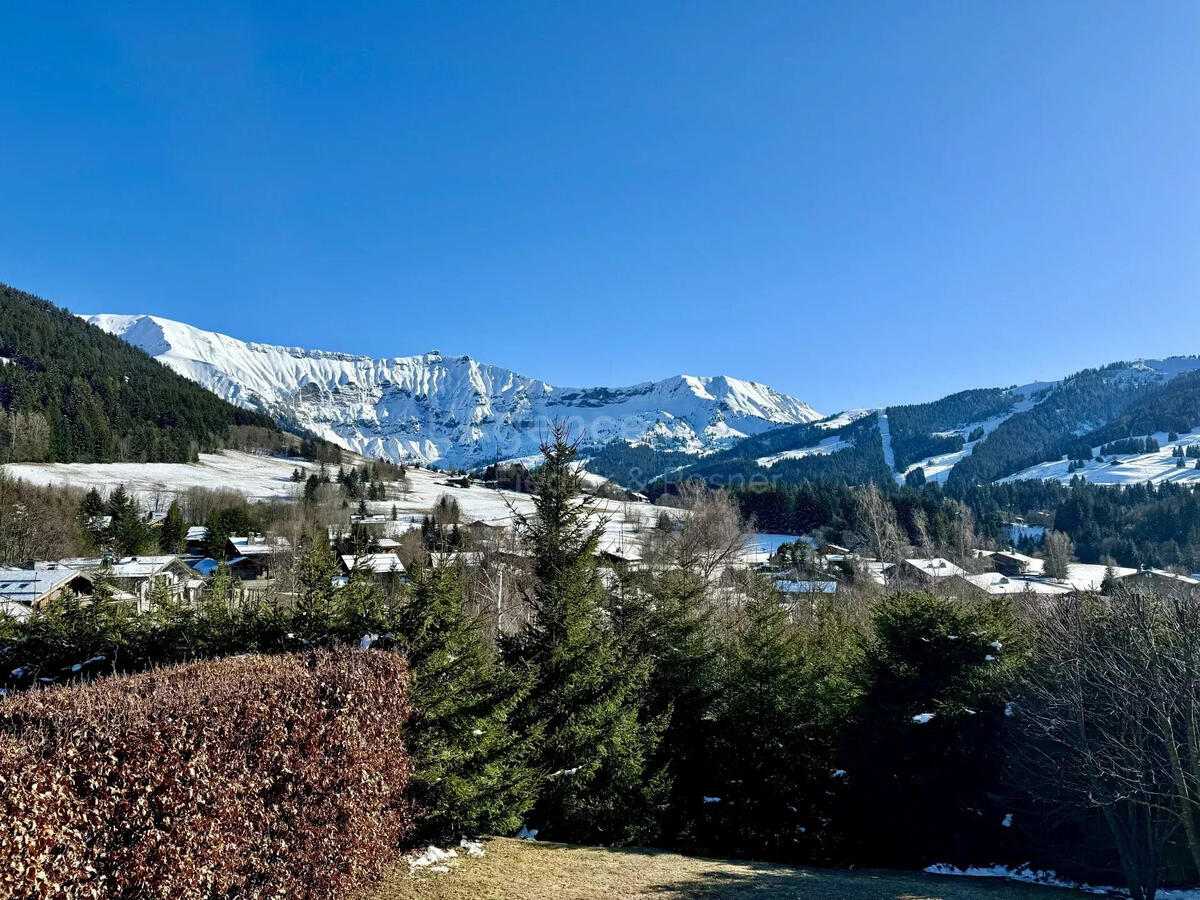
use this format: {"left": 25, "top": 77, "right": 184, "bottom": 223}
{"left": 107, "top": 485, "right": 153, "bottom": 556}
{"left": 505, "top": 424, "right": 658, "bottom": 843}
{"left": 399, "top": 567, "right": 536, "bottom": 839}
{"left": 837, "top": 593, "right": 1021, "bottom": 866}
{"left": 159, "top": 501, "right": 185, "bottom": 554}
{"left": 700, "top": 587, "right": 845, "bottom": 860}
{"left": 80, "top": 487, "right": 105, "bottom": 521}
{"left": 610, "top": 567, "right": 718, "bottom": 848}
{"left": 294, "top": 531, "right": 338, "bottom": 631}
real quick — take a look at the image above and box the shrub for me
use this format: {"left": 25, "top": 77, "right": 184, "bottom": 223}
{"left": 0, "top": 647, "right": 413, "bottom": 900}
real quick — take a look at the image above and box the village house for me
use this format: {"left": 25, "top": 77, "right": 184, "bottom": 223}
{"left": 339, "top": 552, "right": 406, "bottom": 588}
{"left": 225, "top": 534, "right": 292, "bottom": 579}
{"left": 0, "top": 563, "right": 95, "bottom": 620}
{"left": 899, "top": 557, "right": 967, "bottom": 584}
{"left": 990, "top": 550, "right": 1044, "bottom": 577}
{"left": 59, "top": 555, "right": 201, "bottom": 611}
{"left": 185, "top": 525, "right": 209, "bottom": 555}
{"left": 1116, "top": 566, "right": 1200, "bottom": 594}
{"left": 961, "top": 571, "right": 1070, "bottom": 597}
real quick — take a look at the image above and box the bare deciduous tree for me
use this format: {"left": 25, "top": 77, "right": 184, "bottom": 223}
{"left": 851, "top": 482, "right": 903, "bottom": 564}
{"left": 646, "top": 481, "right": 749, "bottom": 583}
{"left": 1012, "top": 588, "right": 1200, "bottom": 899}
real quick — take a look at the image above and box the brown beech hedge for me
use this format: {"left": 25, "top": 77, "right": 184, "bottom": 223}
{"left": 0, "top": 648, "right": 414, "bottom": 900}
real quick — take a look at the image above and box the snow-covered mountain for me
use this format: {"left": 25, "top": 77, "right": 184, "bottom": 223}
{"left": 84, "top": 314, "right": 821, "bottom": 468}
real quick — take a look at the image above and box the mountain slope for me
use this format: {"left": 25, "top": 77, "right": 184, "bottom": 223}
{"left": 602, "top": 359, "right": 1200, "bottom": 492}
{"left": 86, "top": 314, "right": 822, "bottom": 468}
{"left": 0, "top": 284, "right": 278, "bottom": 464}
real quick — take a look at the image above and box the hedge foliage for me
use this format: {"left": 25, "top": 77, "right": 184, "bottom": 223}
{"left": 0, "top": 648, "right": 413, "bottom": 900}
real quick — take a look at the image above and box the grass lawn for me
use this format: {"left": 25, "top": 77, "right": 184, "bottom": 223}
{"left": 365, "top": 838, "right": 1084, "bottom": 899}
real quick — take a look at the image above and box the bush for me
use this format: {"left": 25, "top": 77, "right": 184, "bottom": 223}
{"left": 0, "top": 648, "right": 413, "bottom": 900}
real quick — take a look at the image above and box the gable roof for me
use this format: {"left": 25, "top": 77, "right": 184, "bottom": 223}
{"left": 963, "top": 572, "right": 1071, "bottom": 596}
{"left": 0, "top": 565, "right": 93, "bottom": 604}
{"left": 340, "top": 553, "right": 405, "bottom": 574}
{"left": 903, "top": 558, "right": 967, "bottom": 578}
{"left": 60, "top": 555, "right": 187, "bottom": 579}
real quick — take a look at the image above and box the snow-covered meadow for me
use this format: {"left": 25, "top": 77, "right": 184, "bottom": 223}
{"left": 2, "top": 450, "right": 675, "bottom": 557}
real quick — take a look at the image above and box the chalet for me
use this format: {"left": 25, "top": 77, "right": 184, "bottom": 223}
{"left": 900, "top": 558, "right": 967, "bottom": 584}
{"left": 339, "top": 553, "right": 406, "bottom": 587}
{"left": 0, "top": 563, "right": 94, "bottom": 619}
{"left": 348, "top": 514, "right": 391, "bottom": 533}
{"left": 185, "top": 526, "right": 209, "bottom": 555}
{"left": 962, "top": 571, "right": 1070, "bottom": 597}
{"left": 1117, "top": 567, "right": 1200, "bottom": 594}
{"left": 225, "top": 535, "right": 292, "bottom": 579}
{"left": 59, "top": 556, "right": 201, "bottom": 611}
{"left": 467, "top": 520, "right": 508, "bottom": 542}
{"left": 991, "top": 551, "right": 1044, "bottom": 577}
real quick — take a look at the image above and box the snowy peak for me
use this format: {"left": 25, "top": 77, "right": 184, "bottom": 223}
{"left": 83, "top": 314, "right": 821, "bottom": 467}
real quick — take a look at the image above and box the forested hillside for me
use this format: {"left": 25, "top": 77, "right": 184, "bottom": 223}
{"left": 886, "top": 387, "right": 1018, "bottom": 472}
{"left": 0, "top": 282, "right": 278, "bottom": 464}
{"left": 1068, "top": 368, "right": 1200, "bottom": 455}
{"left": 945, "top": 365, "right": 1165, "bottom": 488}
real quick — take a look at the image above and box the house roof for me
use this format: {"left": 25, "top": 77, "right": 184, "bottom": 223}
{"left": 60, "top": 555, "right": 185, "bottom": 579}
{"left": 186, "top": 526, "right": 208, "bottom": 542}
{"left": 188, "top": 557, "right": 220, "bottom": 576}
{"left": 1118, "top": 568, "right": 1200, "bottom": 586}
{"left": 340, "top": 553, "right": 405, "bottom": 574}
{"left": 903, "top": 558, "right": 967, "bottom": 579}
{"left": 227, "top": 535, "right": 291, "bottom": 556}
{"left": 963, "top": 572, "right": 1071, "bottom": 596}
{"left": 0, "top": 565, "right": 92, "bottom": 603}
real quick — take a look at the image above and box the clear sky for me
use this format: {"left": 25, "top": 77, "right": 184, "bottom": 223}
{"left": 2, "top": 2, "right": 1197, "bottom": 414}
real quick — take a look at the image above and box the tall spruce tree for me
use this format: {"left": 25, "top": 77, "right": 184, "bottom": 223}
{"left": 505, "top": 424, "right": 658, "bottom": 843}
{"left": 399, "top": 567, "right": 536, "bottom": 839}
{"left": 159, "top": 501, "right": 185, "bottom": 554}
{"left": 609, "top": 566, "right": 718, "bottom": 848}
{"left": 701, "top": 585, "right": 844, "bottom": 860}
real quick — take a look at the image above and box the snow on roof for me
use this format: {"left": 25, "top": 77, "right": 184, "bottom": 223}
{"left": 374, "top": 537, "right": 401, "bottom": 549}
{"left": 903, "top": 558, "right": 967, "bottom": 578}
{"left": 1118, "top": 568, "right": 1200, "bottom": 586}
{"left": 992, "top": 551, "right": 1045, "bottom": 576}
{"left": 60, "top": 555, "right": 182, "bottom": 579}
{"left": 186, "top": 526, "right": 208, "bottom": 541}
{"left": 340, "top": 553, "right": 405, "bottom": 574}
{"left": 963, "top": 572, "right": 1071, "bottom": 596}
{"left": 0, "top": 565, "right": 91, "bottom": 602}
{"left": 227, "top": 535, "right": 291, "bottom": 556}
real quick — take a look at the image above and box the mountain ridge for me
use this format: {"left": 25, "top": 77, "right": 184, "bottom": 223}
{"left": 85, "top": 313, "right": 822, "bottom": 468}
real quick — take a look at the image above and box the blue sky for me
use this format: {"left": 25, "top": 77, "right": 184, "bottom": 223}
{"left": 2, "top": 2, "right": 1197, "bottom": 413}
